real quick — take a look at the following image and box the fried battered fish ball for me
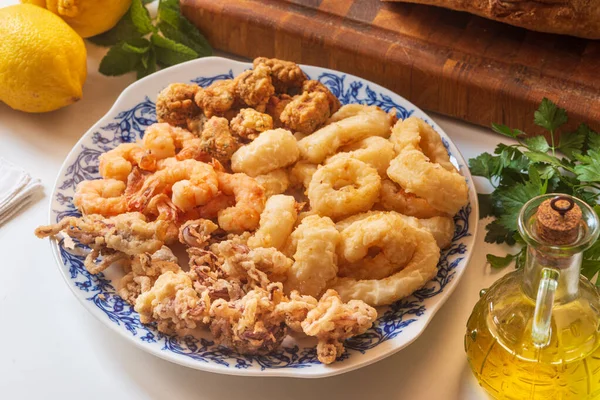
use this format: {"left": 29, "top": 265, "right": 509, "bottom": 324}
{"left": 195, "top": 79, "right": 236, "bottom": 118}
{"left": 253, "top": 169, "right": 290, "bottom": 198}
{"left": 325, "top": 136, "right": 395, "bottom": 177}
{"left": 253, "top": 57, "right": 307, "bottom": 93}
{"left": 234, "top": 64, "right": 275, "bottom": 112}
{"left": 378, "top": 179, "right": 449, "bottom": 219}
{"left": 298, "top": 105, "right": 393, "bottom": 163}
{"left": 156, "top": 83, "right": 201, "bottom": 126}
{"left": 248, "top": 195, "right": 298, "bottom": 251}
{"left": 308, "top": 158, "right": 381, "bottom": 220}
{"left": 301, "top": 80, "right": 341, "bottom": 114}
{"left": 231, "top": 128, "right": 299, "bottom": 177}
{"left": 285, "top": 215, "right": 341, "bottom": 297}
{"left": 230, "top": 108, "right": 273, "bottom": 140}
{"left": 280, "top": 91, "right": 331, "bottom": 135}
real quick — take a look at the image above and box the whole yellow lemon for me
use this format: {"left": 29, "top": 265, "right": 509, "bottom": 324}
{"left": 30, "top": 0, "right": 133, "bottom": 38}
{"left": 0, "top": 4, "right": 87, "bottom": 113}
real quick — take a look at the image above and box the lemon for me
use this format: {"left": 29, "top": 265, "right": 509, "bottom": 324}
{"left": 0, "top": 4, "right": 87, "bottom": 113}
{"left": 22, "top": 0, "right": 133, "bottom": 38}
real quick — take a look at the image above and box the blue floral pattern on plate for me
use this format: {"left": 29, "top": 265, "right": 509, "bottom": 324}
{"left": 48, "top": 60, "right": 476, "bottom": 376}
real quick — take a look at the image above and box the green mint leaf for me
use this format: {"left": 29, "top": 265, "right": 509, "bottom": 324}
{"left": 559, "top": 127, "right": 587, "bottom": 159}
{"left": 487, "top": 253, "right": 515, "bottom": 269}
{"left": 136, "top": 48, "right": 157, "bottom": 79}
{"left": 130, "top": 0, "right": 155, "bottom": 35}
{"left": 87, "top": 9, "right": 141, "bottom": 46}
{"left": 492, "top": 123, "right": 520, "bottom": 139}
{"left": 157, "top": 0, "right": 212, "bottom": 57}
{"left": 534, "top": 98, "right": 568, "bottom": 132}
{"left": 523, "top": 136, "right": 550, "bottom": 153}
{"left": 478, "top": 193, "right": 494, "bottom": 218}
{"left": 484, "top": 220, "right": 516, "bottom": 245}
{"left": 574, "top": 149, "right": 600, "bottom": 182}
{"left": 122, "top": 38, "right": 151, "bottom": 54}
{"left": 99, "top": 42, "right": 142, "bottom": 76}
{"left": 493, "top": 180, "right": 540, "bottom": 231}
{"left": 151, "top": 34, "right": 198, "bottom": 67}
{"left": 142, "top": 0, "right": 154, "bottom": 4}
{"left": 158, "top": 0, "right": 179, "bottom": 11}
{"left": 468, "top": 153, "right": 501, "bottom": 180}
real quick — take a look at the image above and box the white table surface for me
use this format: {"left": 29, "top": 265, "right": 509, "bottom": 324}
{"left": 0, "top": 3, "right": 512, "bottom": 398}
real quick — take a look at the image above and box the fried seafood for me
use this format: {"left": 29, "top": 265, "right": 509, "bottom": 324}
{"left": 325, "top": 136, "right": 395, "bottom": 177}
{"left": 119, "top": 246, "right": 181, "bottom": 304}
{"left": 194, "top": 79, "right": 236, "bottom": 118}
{"left": 285, "top": 215, "right": 341, "bottom": 297}
{"left": 186, "top": 113, "right": 208, "bottom": 135}
{"left": 265, "top": 94, "right": 293, "bottom": 128}
{"left": 99, "top": 143, "right": 156, "bottom": 182}
{"left": 230, "top": 108, "right": 273, "bottom": 140}
{"left": 280, "top": 91, "right": 331, "bottom": 135}
{"left": 234, "top": 64, "right": 275, "bottom": 112}
{"left": 156, "top": 83, "right": 201, "bottom": 126}
{"left": 74, "top": 179, "right": 127, "bottom": 216}
{"left": 142, "top": 123, "right": 197, "bottom": 160}
{"left": 301, "top": 289, "right": 377, "bottom": 364}
{"left": 215, "top": 171, "right": 266, "bottom": 233}
{"left": 336, "top": 212, "right": 419, "bottom": 280}
{"left": 274, "top": 290, "right": 318, "bottom": 332}
{"left": 330, "top": 221, "right": 440, "bottom": 306}
{"left": 298, "top": 105, "right": 393, "bottom": 164}
{"left": 253, "top": 57, "right": 306, "bottom": 93}
{"left": 230, "top": 128, "right": 299, "bottom": 177}
{"left": 210, "top": 283, "right": 287, "bottom": 355}
{"left": 254, "top": 169, "right": 290, "bottom": 198}
{"left": 289, "top": 161, "right": 318, "bottom": 192}
{"left": 378, "top": 179, "right": 448, "bottom": 219}
{"left": 135, "top": 270, "right": 210, "bottom": 333}
{"left": 181, "top": 116, "right": 239, "bottom": 164}
{"left": 129, "top": 159, "right": 219, "bottom": 212}
{"left": 178, "top": 218, "right": 219, "bottom": 248}
{"left": 35, "top": 212, "right": 171, "bottom": 274}
{"left": 301, "top": 80, "right": 341, "bottom": 114}
{"left": 308, "top": 158, "right": 381, "bottom": 220}
{"left": 248, "top": 195, "right": 298, "bottom": 251}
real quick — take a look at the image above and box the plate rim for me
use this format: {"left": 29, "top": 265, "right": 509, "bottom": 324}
{"left": 46, "top": 56, "right": 479, "bottom": 378}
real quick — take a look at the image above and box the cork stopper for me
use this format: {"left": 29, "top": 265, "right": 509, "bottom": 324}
{"left": 536, "top": 196, "right": 582, "bottom": 245}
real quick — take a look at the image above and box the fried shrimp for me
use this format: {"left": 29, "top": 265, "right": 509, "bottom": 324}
{"left": 74, "top": 179, "right": 127, "bottom": 216}
{"left": 129, "top": 159, "right": 219, "bottom": 212}
{"left": 254, "top": 169, "right": 290, "bottom": 198}
{"left": 301, "top": 289, "right": 377, "bottom": 364}
{"left": 156, "top": 83, "right": 201, "bottom": 126}
{"left": 253, "top": 57, "right": 306, "bottom": 93}
{"left": 378, "top": 179, "right": 448, "bottom": 219}
{"left": 325, "top": 136, "right": 395, "bottom": 177}
{"left": 231, "top": 128, "right": 299, "bottom": 177}
{"left": 336, "top": 212, "right": 419, "bottom": 280}
{"left": 142, "top": 123, "right": 197, "bottom": 160}
{"left": 298, "top": 105, "right": 393, "bottom": 163}
{"left": 248, "top": 195, "right": 298, "bottom": 251}
{"left": 308, "top": 158, "right": 381, "bottom": 220}
{"left": 194, "top": 79, "right": 236, "bottom": 118}
{"left": 234, "top": 64, "right": 275, "bottom": 112}
{"left": 330, "top": 221, "right": 440, "bottom": 306}
{"left": 280, "top": 91, "right": 331, "bottom": 135}
{"left": 285, "top": 215, "right": 341, "bottom": 297}
{"left": 230, "top": 108, "right": 273, "bottom": 140}
{"left": 99, "top": 142, "right": 156, "bottom": 181}
{"left": 216, "top": 172, "right": 266, "bottom": 233}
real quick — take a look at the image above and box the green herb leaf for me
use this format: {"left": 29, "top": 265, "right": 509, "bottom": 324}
{"left": 582, "top": 259, "right": 600, "bottom": 282}
{"left": 87, "top": 9, "right": 141, "bottom": 46}
{"left": 136, "top": 48, "right": 157, "bottom": 79}
{"left": 484, "top": 220, "right": 516, "bottom": 245}
{"left": 558, "top": 127, "right": 587, "bottom": 159}
{"left": 487, "top": 254, "right": 515, "bottom": 269}
{"left": 130, "top": 0, "right": 155, "bottom": 35}
{"left": 527, "top": 164, "right": 544, "bottom": 193}
{"left": 493, "top": 180, "right": 540, "bottom": 231}
{"left": 588, "top": 130, "right": 600, "bottom": 152}
{"left": 534, "top": 98, "right": 568, "bottom": 132}
{"left": 478, "top": 193, "right": 494, "bottom": 218}
{"left": 469, "top": 153, "right": 501, "bottom": 180}
{"left": 491, "top": 123, "right": 521, "bottom": 139}
{"left": 523, "top": 151, "right": 564, "bottom": 167}
{"left": 574, "top": 149, "right": 600, "bottom": 182}
{"left": 151, "top": 34, "right": 198, "bottom": 67}
{"left": 523, "top": 136, "right": 550, "bottom": 153}
{"left": 99, "top": 42, "right": 142, "bottom": 76}
{"left": 121, "top": 38, "right": 151, "bottom": 54}
{"left": 157, "top": 0, "right": 212, "bottom": 57}
{"left": 514, "top": 247, "right": 527, "bottom": 270}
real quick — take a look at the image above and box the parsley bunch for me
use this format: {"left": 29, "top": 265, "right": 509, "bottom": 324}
{"left": 89, "top": 0, "right": 211, "bottom": 79}
{"left": 469, "top": 98, "right": 600, "bottom": 283}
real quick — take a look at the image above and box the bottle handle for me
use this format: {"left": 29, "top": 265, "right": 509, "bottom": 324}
{"left": 531, "top": 268, "right": 559, "bottom": 347}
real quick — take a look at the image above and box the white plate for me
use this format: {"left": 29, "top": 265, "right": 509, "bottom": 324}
{"left": 47, "top": 56, "right": 478, "bottom": 378}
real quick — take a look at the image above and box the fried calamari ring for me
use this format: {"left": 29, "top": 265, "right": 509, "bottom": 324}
{"left": 231, "top": 128, "right": 299, "bottom": 177}
{"left": 285, "top": 215, "right": 341, "bottom": 298}
{"left": 254, "top": 168, "right": 290, "bottom": 198}
{"left": 298, "top": 105, "right": 393, "bottom": 163}
{"left": 325, "top": 136, "right": 395, "bottom": 177}
{"left": 288, "top": 161, "right": 318, "bottom": 192}
{"left": 307, "top": 158, "right": 381, "bottom": 220}
{"left": 378, "top": 179, "right": 449, "bottom": 219}
{"left": 248, "top": 195, "right": 298, "bottom": 251}
{"left": 337, "top": 212, "right": 418, "bottom": 281}
{"left": 330, "top": 220, "right": 440, "bottom": 306}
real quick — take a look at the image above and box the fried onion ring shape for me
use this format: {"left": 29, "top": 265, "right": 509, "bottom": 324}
{"left": 325, "top": 136, "right": 395, "bottom": 177}
{"left": 308, "top": 158, "right": 381, "bottom": 220}
{"left": 298, "top": 105, "right": 392, "bottom": 164}
{"left": 330, "top": 221, "right": 440, "bottom": 306}
{"left": 378, "top": 179, "right": 449, "bottom": 219}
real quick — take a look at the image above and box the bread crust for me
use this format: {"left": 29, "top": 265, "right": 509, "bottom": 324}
{"left": 388, "top": 0, "right": 600, "bottom": 39}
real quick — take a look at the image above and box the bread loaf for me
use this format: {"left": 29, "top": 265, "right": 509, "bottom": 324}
{"left": 385, "top": 0, "right": 600, "bottom": 39}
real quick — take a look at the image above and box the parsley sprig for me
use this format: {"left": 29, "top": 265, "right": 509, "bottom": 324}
{"left": 89, "top": 0, "right": 212, "bottom": 79}
{"left": 469, "top": 98, "right": 600, "bottom": 283}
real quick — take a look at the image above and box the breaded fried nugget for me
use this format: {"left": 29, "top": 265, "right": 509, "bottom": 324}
{"left": 280, "top": 91, "right": 330, "bottom": 134}
{"left": 195, "top": 79, "right": 236, "bottom": 117}
{"left": 199, "top": 116, "right": 239, "bottom": 164}
{"left": 302, "top": 80, "right": 341, "bottom": 114}
{"left": 230, "top": 108, "right": 273, "bottom": 140}
{"left": 156, "top": 83, "right": 201, "bottom": 126}
{"left": 266, "top": 94, "right": 293, "bottom": 128}
{"left": 253, "top": 57, "right": 307, "bottom": 93}
{"left": 234, "top": 64, "right": 275, "bottom": 112}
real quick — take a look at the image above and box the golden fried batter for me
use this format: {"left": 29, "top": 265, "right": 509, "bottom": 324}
{"left": 280, "top": 91, "right": 331, "bottom": 134}
{"left": 198, "top": 116, "right": 239, "bottom": 164}
{"left": 234, "top": 64, "right": 275, "bottom": 112}
{"left": 156, "top": 83, "right": 201, "bottom": 126}
{"left": 230, "top": 108, "right": 273, "bottom": 140}
{"left": 265, "top": 94, "right": 293, "bottom": 128}
{"left": 195, "top": 79, "right": 236, "bottom": 118}
{"left": 253, "top": 57, "right": 306, "bottom": 93}
{"left": 302, "top": 80, "right": 341, "bottom": 114}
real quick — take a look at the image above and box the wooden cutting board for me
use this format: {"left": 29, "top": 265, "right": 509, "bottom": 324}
{"left": 181, "top": 0, "right": 600, "bottom": 135}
